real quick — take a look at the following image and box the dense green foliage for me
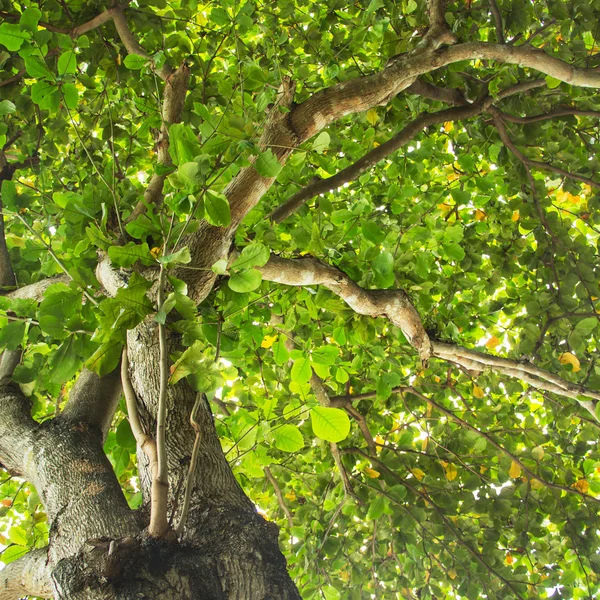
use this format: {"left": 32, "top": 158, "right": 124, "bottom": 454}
{"left": 1, "top": 0, "right": 600, "bottom": 598}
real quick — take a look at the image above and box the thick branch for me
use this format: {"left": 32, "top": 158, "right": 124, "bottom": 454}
{"left": 271, "top": 80, "right": 548, "bottom": 222}
{"left": 59, "top": 367, "right": 122, "bottom": 442}
{"left": 270, "top": 102, "right": 484, "bottom": 222}
{"left": 0, "top": 385, "right": 37, "bottom": 477}
{"left": 182, "top": 41, "right": 599, "bottom": 302}
{"left": 6, "top": 275, "right": 70, "bottom": 301}
{"left": 258, "top": 254, "right": 600, "bottom": 413}
{"left": 0, "top": 548, "right": 52, "bottom": 600}
{"left": 431, "top": 342, "right": 600, "bottom": 418}
{"left": 257, "top": 254, "right": 432, "bottom": 363}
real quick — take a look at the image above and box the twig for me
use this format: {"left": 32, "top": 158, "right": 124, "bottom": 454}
{"left": 264, "top": 466, "right": 294, "bottom": 530}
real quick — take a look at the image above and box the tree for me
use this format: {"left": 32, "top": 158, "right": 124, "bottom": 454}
{"left": 0, "top": 0, "right": 599, "bottom": 597}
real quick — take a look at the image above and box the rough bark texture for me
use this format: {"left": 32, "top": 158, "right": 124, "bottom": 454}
{"left": 4, "top": 3, "right": 600, "bottom": 598}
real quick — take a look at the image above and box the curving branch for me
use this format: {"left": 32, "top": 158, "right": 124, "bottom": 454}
{"left": 179, "top": 40, "right": 600, "bottom": 302}
{"left": 270, "top": 79, "right": 548, "bottom": 222}
{"left": 431, "top": 343, "right": 600, "bottom": 418}
{"left": 0, "top": 548, "right": 52, "bottom": 600}
{"left": 256, "top": 253, "right": 600, "bottom": 415}
{"left": 256, "top": 254, "right": 432, "bottom": 364}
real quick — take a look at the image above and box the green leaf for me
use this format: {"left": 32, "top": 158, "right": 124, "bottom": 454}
{"left": 312, "top": 131, "right": 330, "bottom": 154}
{"left": 31, "top": 81, "right": 60, "bottom": 110}
{"left": 0, "top": 320, "right": 26, "bottom": 350}
{"left": 123, "top": 54, "right": 148, "bottom": 70}
{"left": 367, "top": 495, "right": 386, "bottom": 520}
{"left": 291, "top": 355, "right": 312, "bottom": 384}
{"left": 272, "top": 424, "right": 304, "bottom": 452}
{"left": 116, "top": 419, "right": 137, "bottom": 453}
{"left": 61, "top": 83, "right": 79, "bottom": 109}
{"left": 441, "top": 242, "right": 465, "bottom": 262}
{"left": 108, "top": 242, "right": 153, "bottom": 267}
{"left": 25, "top": 56, "right": 52, "bottom": 79}
{"left": 272, "top": 337, "right": 290, "bottom": 366}
{"left": 49, "top": 336, "right": 80, "bottom": 384}
{"left": 545, "top": 76, "right": 561, "bottom": 89}
{"left": 228, "top": 269, "right": 262, "bottom": 293}
{"left": 86, "top": 339, "right": 123, "bottom": 377}
{"left": 255, "top": 149, "right": 282, "bottom": 178}
{"left": 0, "top": 100, "right": 16, "bottom": 116}
{"left": 361, "top": 220, "right": 386, "bottom": 245}
{"left": 57, "top": 51, "right": 77, "bottom": 75}
{"left": 232, "top": 243, "right": 270, "bottom": 270}
{"left": 211, "top": 259, "right": 228, "bottom": 274}
{"left": 204, "top": 191, "right": 231, "bottom": 226}
{"left": 310, "top": 406, "right": 350, "bottom": 443}
{"left": 19, "top": 7, "right": 42, "bottom": 33}
{"left": 168, "top": 123, "right": 202, "bottom": 166}
{"left": 372, "top": 251, "right": 394, "bottom": 288}
{"left": 0, "top": 23, "right": 29, "bottom": 51}
{"left": 159, "top": 247, "right": 191, "bottom": 265}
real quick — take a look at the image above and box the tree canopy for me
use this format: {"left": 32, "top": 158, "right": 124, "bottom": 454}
{"left": 0, "top": 0, "right": 600, "bottom": 598}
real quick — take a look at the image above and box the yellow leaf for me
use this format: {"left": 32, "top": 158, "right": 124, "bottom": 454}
{"left": 531, "top": 446, "right": 545, "bottom": 461}
{"left": 421, "top": 437, "right": 429, "bottom": 452}
{"left": 373, "top": 141, "right": 380, "bottom": 147}
{"left": 508, "top": 461, "right": 521, "bottom": 479}
{"left": 445, "top": 463, "right": 458, "bottom": 481}
{"left": 475, "top": 209, "right": 486, "bottom": 221}
{"left": 364, "top": 467, "right": 380, "bottom": 479}
{"left": 448, "top": 568, "right": 457, "bottom": 580}
{"left": 511, "top": 210, "right": 520, "bottom": 221}
{"left": 444, "top": 121, "right": 454, "bottom": 133}
{"left": 150, "top": 246, "right": 162, "bottom": 259}
{"left": 505, "top": 553, "right": 514, "bottom": 565}
{"left": 284, "top": 490, "right": 296, "bottom": 501}
{"left": 340, "top": 570, "right": 351, "bottom": 582}
{"left": 572, "top": 479, "right": 589, "bottom": 494}
{"left": 366, "top": 109, "right": 379, "bottom": 125}
{"left": 438, "top": 202, "right": 453, "bottom": 214}
{"left": 559, "top": 352, "right": 581, "bottom": 372}
{"left": 261, "top": 334, "right": 277, "bottom": 349}
{"left": 485, "top": 335, "right": 500, "bottom": 349}
{"left": 411, "top": 468, "right": 425, "bottom": 481}
{"left": 473, "top": 385, "right": 485, "bottom": 399}
{"left": 374, "top": 434, "right": 385, "bottom": 445}
{"left": 530, "top": 478, "right": 544, "bottom": 490}
{"left": 479, "top": 465, "right": 487, "bottom": 474}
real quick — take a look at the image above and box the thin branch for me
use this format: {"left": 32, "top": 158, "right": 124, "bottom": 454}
{"left": 402, "top": 386, "right": 600, "bottom": 504}
{"left": 121, "top": 348, "right": 163, "bottom": 535}
{"left": 500, "top": 107, "right": 600, "bottom": 124}
{"left": 8, "top": 210, "right": 99, "bottom": 306}
{"left": 176, "top": 392, "right": 203, "bottom": 536}
{"left": 151, "top": 265, "right": 170, "bottom": 537}
{"left": 264, "top": 466, "right": 294, "bottom": 530}
{"left": 491, "top": 107, "right": 600, "bottom": 189}
{"left": 431, "top": 342, "right": 600, "bottom": 417}
{"left": 489, "top": 0, "right": 505, "bottom": 44}
{"left": 270, "top": 80, "right": 547, "bottom": 222}
{"left": 257, "top": 254, "right": 600, "bottom": 412}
